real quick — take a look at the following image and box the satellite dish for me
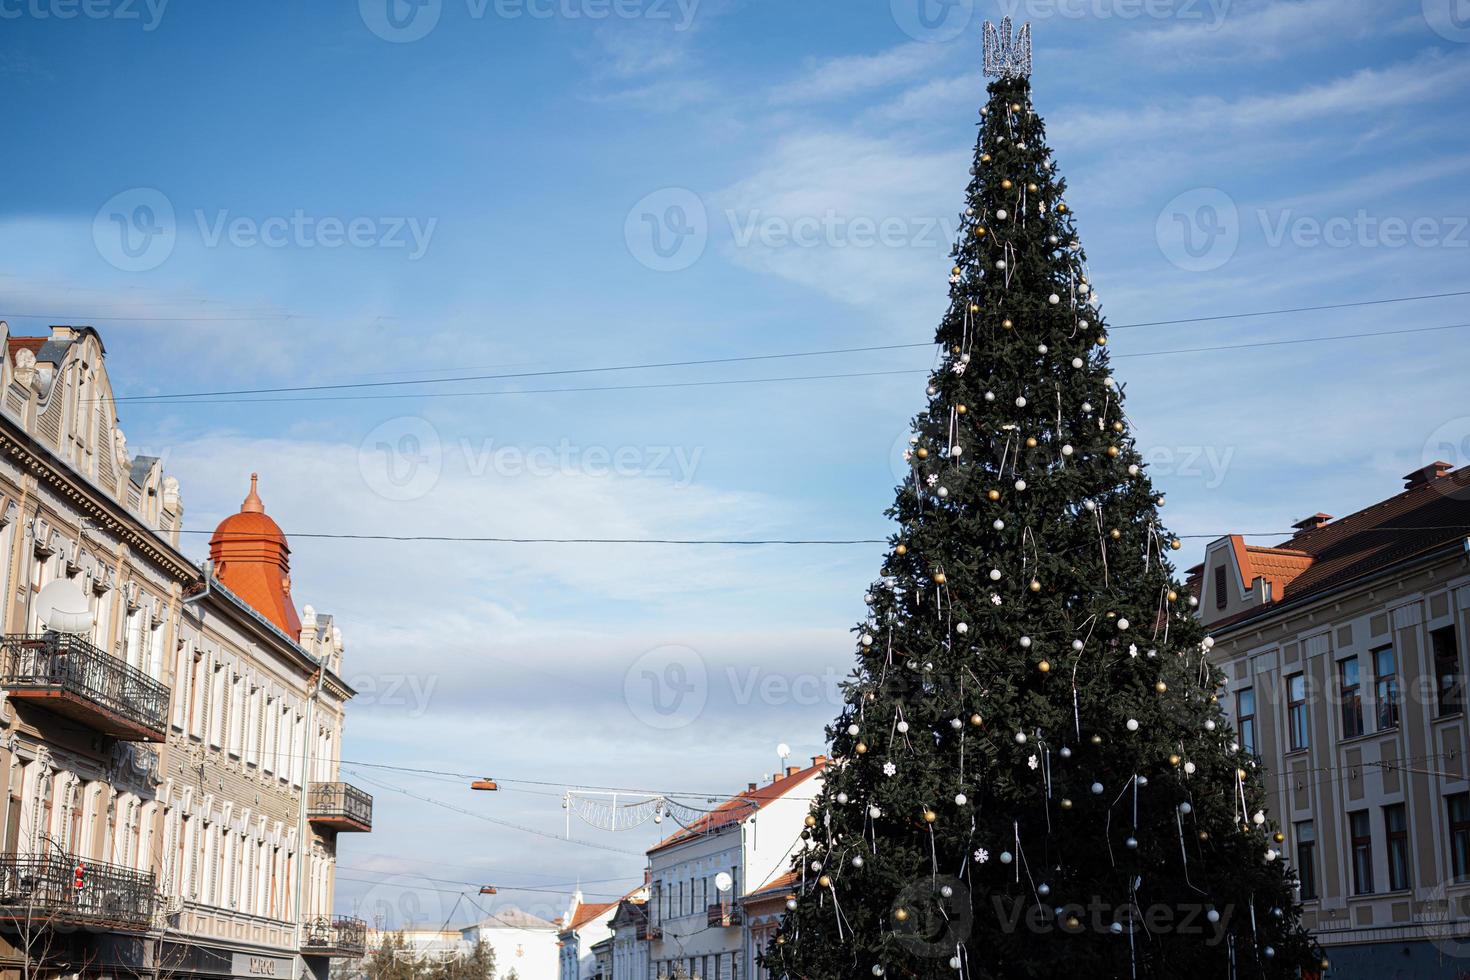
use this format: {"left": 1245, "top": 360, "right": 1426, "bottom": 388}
{"left": 714, "top": 872, "right": 733, "bottom": 893}
{"left": 777, "top": 743, "right": 791, "bottom": 760}
{"left": 35, "top": 579, "right": 93, "bottom": 635}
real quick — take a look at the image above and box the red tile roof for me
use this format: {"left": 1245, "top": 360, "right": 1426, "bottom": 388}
{"left": 7, "top": 336, "right": 45, "bottom": 362}
{"left": 1201, "top": 465, "right": 1470, "bottom": 631}
{"left": 648, "top": 759, "right": 827, "bottom": 855}
{"left": 567, "top": 900, "right": 617, "bottom": 932}
{"left": 747, "top": 869, "right": 799, "bottom": 897}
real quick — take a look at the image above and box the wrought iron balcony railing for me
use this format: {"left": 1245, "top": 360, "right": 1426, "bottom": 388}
{"left": 307, "top": 782, "right": 373, "bottom": 833}
{"left": 302, "top": 915, "right": 367, "bottom": 957}
{"left": 706, "top": 903, "right": 741, "bottom": 928}
{"left": 0, "top": 633, "right": 169, "bottom": 742}
{"left": 0, "top": 853, "right": 157, "bottom": 932}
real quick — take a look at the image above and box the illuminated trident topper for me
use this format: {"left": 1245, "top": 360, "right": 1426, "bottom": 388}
{"left": 982, "top": 17, "right": 1032, "bottom": 79}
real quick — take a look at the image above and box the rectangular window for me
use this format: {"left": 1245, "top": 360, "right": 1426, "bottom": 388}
{"left": 1434, "top": 626, "right": 1463, "bottom": 716}
{"left": 1375, "top": 646, "right": 1399, "bottom": 730}
{"left": 1236, "top": 689, "right": 1256, "bottom": 756}
{"left": 1339, "top": 657, "right": 1363, "bottom": 738}
{"left": 1287, "top": 673, "right": 1309, "bottom": 750}
{"left": 1214, "top": 565, "right": 1228, "bottom": 610}
{"left": 1294, "top": 821, "right": 1317, "bottom": 900}
{"left": 1350, "top": 810, "right": 1374, "bottom": 895}
{"left": 1385, "top": 803, "right": 1410, "bottom": 891}
{"left": 1450, "top": 793, "right": 1470, "bottom": 881}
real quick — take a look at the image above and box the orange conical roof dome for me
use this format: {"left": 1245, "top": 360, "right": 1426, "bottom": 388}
{"left": 209, "top": 474, "right": 302, "bottom": 638}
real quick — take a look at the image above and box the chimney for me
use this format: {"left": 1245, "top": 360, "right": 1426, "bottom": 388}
{"left": 1404, "top": 461, "right": 1452, "bottom": 489}
{"left": 811, "top": 754, "right": 828, "bottom": 768}
{"left": 1291, "top": 513, "right": 1333, "bottom": 535}
{"left": 784, "top": 765, "right": 800, "bottom": 778}
{"left": 49, "top": 325, "right": 79, "bottom": 344}
{"left": 747, "top": 783, "right": 758, "bottom": 792}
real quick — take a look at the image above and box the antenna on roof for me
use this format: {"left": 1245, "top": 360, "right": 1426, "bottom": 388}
{"left": 777, "top": 743, "right": 791, "bottom": 774}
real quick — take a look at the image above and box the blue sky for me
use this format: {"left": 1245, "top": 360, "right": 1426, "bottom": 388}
{"left": 2, "top": 0, "right": 1469, "bottom": 927}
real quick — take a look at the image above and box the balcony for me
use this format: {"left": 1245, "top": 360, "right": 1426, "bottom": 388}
{"left": 307, "top": 783, "right": 373, "bottom": 833}
{"left": 1, "top": 633, "right": 169, "bottom": 742}
{"left": 0, "top": 853, "right": 157, "bottom": 933}
{"left": 637, "top": 921, "right": 662, "bottom": 941}
{"left": 302, "top": 915, "right": 367, "bottom": 958}
{"left": 707, "top": 903, "right": 742, "bottom": 928}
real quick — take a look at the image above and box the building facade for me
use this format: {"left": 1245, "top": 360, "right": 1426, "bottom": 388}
{"left": 557, "top": 891, "right": 619, "bottom": 980}
{"left": 1195, "top": 462, "right": 1470, "bottom": 976}
{"left": 644, "top": 758, "right": 825, "bottom": 980}
{"left": 0, "top": 324, "right": 370, "bottom": 980}
{"left": 458, "top": 907, "right": 559, "bottom": 980}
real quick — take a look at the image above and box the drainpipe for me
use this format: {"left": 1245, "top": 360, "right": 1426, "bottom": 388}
{"left": 182, "top": 560, "right": 214, "bottom": 608}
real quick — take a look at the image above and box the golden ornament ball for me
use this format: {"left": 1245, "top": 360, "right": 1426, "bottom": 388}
{"left": 1027, "top": 182, "right": 1038, "bottom": 193}
{"left": 804, "top": 815, "right": 817, "bottom": 828}
{"left": 952, "top": 344, "right": 962, "bottom": 354}
{"left": 1025, "top": 436, "right": 1038, "bottom": 448}
{"left": 1057, "top": 203, "right": 1068, "bottom": 213}
{"left": 1096, "top": 336, "right": 1107, "bottom": 347}
{"left": 895, "top": 544, "right": 908, "bottom": 556}
{"left": 1199, "top": 831, "right": 1210, "bottom": 842}
{"left": 1038, "top": 660, "right": 1051, "bottom": 674}
{"left": 819, "top": 875, "right": 832, "bottom": 889}
{"left": 1001, "top": 179, "right": 1013, "bottom": 190}
{"left": 1167, "top": 590, "right": 1178, "bottom": 602}
{"left": 1090, "top": 734, "right": 1103, "bottom": 745}
{"left": 952, "top": 266, "right": 962, "bottom": 276}
{"left": 987, "top": 489, "right": 1001, "bottom": 502}
{"left": 980, "top": 153, "right": 992, "bottom": 163}
{"left": 893, "top": 908, "right": 909, "bottom": 922}
{"left": 776, "top": 936, "right": 785, "bottom": 946}
{"left": 1109, "top": 528, "right": 1121, "bottom": 540}
{"left": 975, "top": 226, "right": 987, "bottom": 238}
{"left": 916, "top": 447, "right": 929, "bottom": 459}
{"left": 1209, "top": 694, "right": 1219, "bottom": 703}
{"left": 1236, "top": 768, "right": 1247, "bottom": 780}
{"left": 855, "top": 742, "right": 868, "bottom": 755}
{"left": 1106, "top": 446, "right": 1120, "bottom": 458}
{"left": 1002, "top": 317, "right": 1014, "bottom": 329}
{"left": 957, "top": 404, "right": 967, "bottom": 414}
{"left": 1155, "top": 681, "right": 1168, "bottom": 693}
{"left": 970, "top": 713, "right": 983, "bottom": 727}
{"left": 970, "top": 303, "right": 981, "bottom": 313}
{"left": 1060, "top": 798, "right": 1073, "bottom": 810}
{"left": 1065, "top": 916, "right": 1081, "bottom": 930}
{"left": 923, "top": 810, "right": 937, "bottom": 824}
{"left": 1112, "top": 421, "right": 1124, "bottom": 433}
{"left": 1029, "top": 579, "right": 1041, "bottom": 593}
{"left": 933, "top": 572, "right": 947, "bottom": 585}
{"left": 1170, "top": 539, "right": 1183, "bottom": 551}
{"left": 1169, "top": 754, "right": 1182, "bottom": 766}
{"left": 1010, "top": 102, "right": 1021, "bottom": 112}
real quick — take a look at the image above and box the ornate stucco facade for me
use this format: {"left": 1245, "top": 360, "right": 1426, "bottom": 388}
{"left": 0, "top": 324, "right": 370, "bottom": 980}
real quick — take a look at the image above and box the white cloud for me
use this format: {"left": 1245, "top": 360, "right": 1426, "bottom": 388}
{"left": 772, "top": 42, "right": 953, "bottom": 105}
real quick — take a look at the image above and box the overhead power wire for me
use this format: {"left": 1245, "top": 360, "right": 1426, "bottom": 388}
{"left": 172, "top": 524, "right": 1470, "bottom": 548}
{"left": 108, "top": 319, "right": 1470, "bottom": 407}
{"left": 11, "top": 286, "right": 1466, "bottom": 331}
{"left": 343, "top": 768, "right": 649, "bottom": 857}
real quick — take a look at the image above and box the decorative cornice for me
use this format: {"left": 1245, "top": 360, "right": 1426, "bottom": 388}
{"left": 0, "top": 424, "right": 196, "bottom": 583}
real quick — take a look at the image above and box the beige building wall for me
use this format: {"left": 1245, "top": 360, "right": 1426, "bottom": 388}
{"left": 0, "top": 323, "right": 366, "bottom": 980}
{"left": 1201, "top": 534, "right": 1470, "bottom": 955}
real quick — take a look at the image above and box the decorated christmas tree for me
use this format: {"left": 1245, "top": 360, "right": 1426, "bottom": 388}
{"left": 764, "top": 22, "right": 1323, "bottom": 980}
